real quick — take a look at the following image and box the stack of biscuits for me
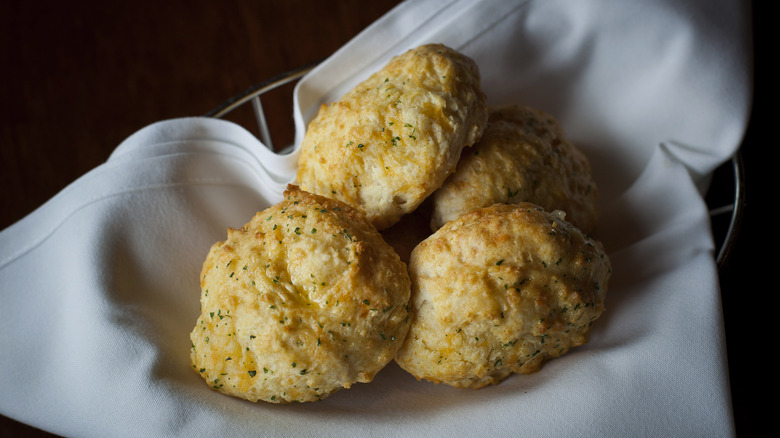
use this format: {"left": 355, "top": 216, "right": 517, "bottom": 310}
{"left": 190, "top": 43, "right": 611, "bottom": 402}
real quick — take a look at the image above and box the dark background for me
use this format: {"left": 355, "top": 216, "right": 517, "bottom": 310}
{"left": 0, "top": 1, "right": 763, "bottom": 436}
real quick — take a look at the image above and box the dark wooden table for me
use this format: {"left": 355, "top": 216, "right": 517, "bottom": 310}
{"left": 1, "top": 1, "right": 762, "bottom": 436}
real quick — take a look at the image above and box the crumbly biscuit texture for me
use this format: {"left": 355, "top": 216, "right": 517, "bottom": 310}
{"left": 190, "top": 186, "right": 411, "bottom": 403}
{"left": 430, "top": 105, "right": 598, "bottom": 233}
{"left": 396, "top": 203, "right": 611, "bottom": 389}
{"left": 297, "top": 43, "right": 488, "bottom": 230}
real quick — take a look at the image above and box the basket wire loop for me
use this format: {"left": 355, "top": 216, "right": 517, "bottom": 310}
{"left": 251, "top": 96, "right": 272, "bottom": 149}
{"left": 712, "top": 150, "right": 744, "bottom": 269}
{"left": 204, "top": 61, "right": 318, "bottom": 151}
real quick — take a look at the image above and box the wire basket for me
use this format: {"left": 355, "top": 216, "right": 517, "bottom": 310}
{"left": 206, "top": 65, "right": 744, "bottom": 271}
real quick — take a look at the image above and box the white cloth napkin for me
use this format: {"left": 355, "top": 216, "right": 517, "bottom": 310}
{"left": 0, "top": 0, "right": 751, "bottom": 436}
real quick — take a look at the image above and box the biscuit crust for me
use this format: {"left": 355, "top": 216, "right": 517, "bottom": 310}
{"left": 190, "top": 186, "right": 411, "bottom": 403}
{"left": 430, "top": 105, "right": 598, "bottom": 233}
{"left": 396, "top": 203, "right": 610, "bottom": 389}
{"left": 297, "top": 43, "right": 488, "bottom": 230}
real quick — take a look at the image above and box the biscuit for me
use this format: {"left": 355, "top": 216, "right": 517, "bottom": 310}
{"left": 430, "top": 105, "right": 598, "bottom": 233}
{"left": 297, "top": 43, "right": 488, "bottom": 230}
{"left": 395, "top": 203, "right": 611, "bottom": 389}
{"left": 190, "top": 186, "right": 411, "bottom": 403}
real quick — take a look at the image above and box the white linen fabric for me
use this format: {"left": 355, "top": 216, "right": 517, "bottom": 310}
{"left": 0, "top": 0, "right": 751, "bottom": 436}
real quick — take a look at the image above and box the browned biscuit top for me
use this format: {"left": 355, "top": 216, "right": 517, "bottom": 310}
{"left": 190, "top": 186, "right": 411, "bottom": 403}
{"left": 297, "top": 43, "right": 488, "bottom": 230}
{"left": 430, "top": 105, "right": 598, "bottom": 233}
{"left": 396, "top": 202, "right": 610, "bottom": 389}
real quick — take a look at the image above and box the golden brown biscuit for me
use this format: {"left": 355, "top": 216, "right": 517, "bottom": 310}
{"left": 190, "top": 186, "right": 411, "bottom": 403}
{"left": 395, "top": 203, "right": 611, "bottom": 389}
{"left": 430, "top": 105, "right": 598, "bottom": 233}
{"left": 297, "top": 43, "right": 488, "bottom": 230}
